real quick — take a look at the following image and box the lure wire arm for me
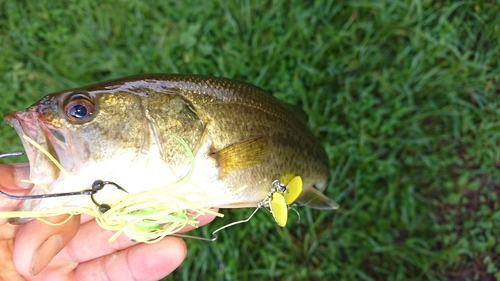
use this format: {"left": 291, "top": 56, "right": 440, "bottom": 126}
{"left": 175, "top": 179, "right": 291, "bottom": 242}
{"left": 173, "top": 207, "right": 261, "bottom": 242}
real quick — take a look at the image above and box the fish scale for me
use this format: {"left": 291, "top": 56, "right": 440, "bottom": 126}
{"left": 3, "top": 74, "right": 337, "bottom": 216}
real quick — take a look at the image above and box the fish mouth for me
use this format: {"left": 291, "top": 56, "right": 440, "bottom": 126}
{"left": 4, "top": 110, "right": 62, "bottom": 194}
{"left": 4, "top": 109, "right": 90, "bottom": 220}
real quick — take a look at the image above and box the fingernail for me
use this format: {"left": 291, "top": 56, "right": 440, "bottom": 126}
{"left": 30, "top": 234, "right": 63, "bottom": 275}
{"left": 13, "top": 163, "right": 32, "bottom": 189}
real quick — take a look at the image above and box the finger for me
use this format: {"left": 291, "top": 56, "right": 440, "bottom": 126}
{"left": 13, "top": 214, "right": 80, "bottom": 276}
{"left": 74, "top": 236, "right": 186, "bottom": 281}
{"left": 57, "top": 209, "right": 219, "bottom": 264}
{"left": 0, "top": 164, "right": 31, "bottom": 224}
{"left": 0, "top": 224, "right": 22, "bottom": 280}
{"left": 79, "top": 214, "right": 96, "bottom": 224}
{"left": 0, "top": 223, "right": 18, "bottom": 240}
{"left": 0, "top": 163, "right": 31, "bottom": 190}
{"left": 0, "top": 197, "right": 22, "bottom": 225}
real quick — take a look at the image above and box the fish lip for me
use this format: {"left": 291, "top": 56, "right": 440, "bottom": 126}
{"left": 4, "top": 111, "right": 37, "bottom": 164}
{"left": 4, "top": 110, "right": 61, "bottom": 185}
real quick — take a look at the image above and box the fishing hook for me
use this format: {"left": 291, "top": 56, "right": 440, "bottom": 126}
{"left": 90, "top": 180, "right": 128, "bottom": 213}
{"left": 0, "top": 151, "right": 128, "bottom": 212}
{"left": 0, "top": 151, "right": 25, "bottom": 159}
{"left": 0, "top": 151, "right": 92, "bottom": 198}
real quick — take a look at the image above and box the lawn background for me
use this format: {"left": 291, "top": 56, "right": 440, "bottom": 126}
{"left": 1, "top": 0, "right": 500, "bottom": 280}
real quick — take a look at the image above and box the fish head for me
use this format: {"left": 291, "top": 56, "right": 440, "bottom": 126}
{"left": 3, "top": 89, "right": 160, "bottom": 212}
{"left": 4, "top": 92, "right": 95, "bottom": 185}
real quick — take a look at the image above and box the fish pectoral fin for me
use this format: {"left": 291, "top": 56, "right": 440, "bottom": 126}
{"left": 213, "top": 138, "right": 270, "bottom": 177}
{"left": 296, "top": 187, "right": 339, "bottom": 210}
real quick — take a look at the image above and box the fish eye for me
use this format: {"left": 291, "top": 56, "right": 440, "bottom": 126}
{"left": 64, "top": 95, "right": 95, "bottom": 123}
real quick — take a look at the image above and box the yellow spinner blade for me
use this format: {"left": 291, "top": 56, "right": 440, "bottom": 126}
{"left": 270, "top": 192, "right": 287, "bottom": 227}
{"left": 284, "top": 176, "right": 303, "bottom": 205}
{"left": 279, "top": 173, "right": 296, "bottom": 186}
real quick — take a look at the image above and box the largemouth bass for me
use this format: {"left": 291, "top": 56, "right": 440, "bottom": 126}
{"left": 3, "top": 74, "right": 337, "bottom": 218}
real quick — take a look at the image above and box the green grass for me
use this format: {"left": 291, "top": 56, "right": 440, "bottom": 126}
{"left": 1, "top": 0, "right": 500, "bottom": 280}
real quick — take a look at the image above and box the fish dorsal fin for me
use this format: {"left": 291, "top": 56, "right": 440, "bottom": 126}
{"left": 284, "top": 103, "right": 309, "bottom": 125}
{"left": 296, "top": 187, "right": 339, "bottom": 210}
{"left": 213, "top": 138, "right": 270, "bottom": 177}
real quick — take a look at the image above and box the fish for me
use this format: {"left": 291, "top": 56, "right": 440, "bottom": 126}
{"left": 3, "top": 74, "right": 338, "bottom": 218}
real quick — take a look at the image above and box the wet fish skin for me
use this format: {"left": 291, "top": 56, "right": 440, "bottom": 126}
{"left": 4, "top": 74, "right": 335, "bottom": 212}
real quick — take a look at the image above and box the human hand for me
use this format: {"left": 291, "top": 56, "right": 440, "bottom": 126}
{"left": 0, "top": 163, "right": 217, "bottom": 280}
